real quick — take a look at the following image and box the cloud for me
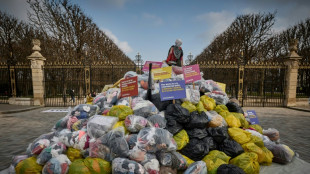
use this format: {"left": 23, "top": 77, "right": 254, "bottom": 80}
{"left": 87, "top": 0, "right": 129, "bottom": 9}
{"left": 142, "top": 13, "right": 163, "bottom": 26}
{"left": 102, "top": 28, "right": 133, "bottom": 54}
{"left": 0, "top": 0, "right": 30, "bottom": 22}
{"left": 196, "top": 10, "right": 236, "bottom": 44}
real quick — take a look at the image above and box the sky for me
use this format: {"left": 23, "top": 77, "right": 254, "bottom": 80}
{"left": 1, "top": 0, "right": 310, "bottom": 63}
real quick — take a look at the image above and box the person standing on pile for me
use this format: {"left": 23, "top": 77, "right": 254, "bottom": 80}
{"left": 165, "top": 39, "right": 184, "bottom": 67}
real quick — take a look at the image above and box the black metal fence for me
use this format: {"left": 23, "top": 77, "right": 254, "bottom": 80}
{"left": 43, "top": 61, "right": 137, "bottom": 107}
{"left": 199, "top": 61, "right": 287, "bottom": 107}
{"left": 297, "top": 63, "right": 310, "bottom": 98}
{"left": 0, "top": 63, "right": 10, "bottom": 104}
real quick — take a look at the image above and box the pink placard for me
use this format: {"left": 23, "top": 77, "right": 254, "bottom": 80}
{"left": 183, "top": 64, "right": 201, "bottom": 83}
{"left": 142, "top": 61, "right": 163, "bottom": 72}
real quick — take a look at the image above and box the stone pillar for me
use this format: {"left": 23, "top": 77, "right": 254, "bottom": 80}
{"left": 284, "top": 39, "right": 302, "bottom": 107}
{"left": 28, "top": 39, "right": 46, "bottom": 106}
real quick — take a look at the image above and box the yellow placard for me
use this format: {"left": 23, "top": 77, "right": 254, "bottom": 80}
{"left": 152, "top": 66, "right": 172, "bottom": 80}
{"left": 216, "top": 82, "right": 226, "bottom": 93}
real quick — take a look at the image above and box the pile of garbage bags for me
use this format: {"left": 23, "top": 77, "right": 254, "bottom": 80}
{"left": 10, "top": 68, "right": 296, "bottom": 174}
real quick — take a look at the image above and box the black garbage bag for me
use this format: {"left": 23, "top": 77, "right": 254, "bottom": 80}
{"left": 226, "top": 102, "right": 244, "bottom": 114}
{"left": 184, "top": 111, "right": 209, "bottom": 129}
{"left": 186, "top": 128, "right": 208, "bottom": 139}
{"left": 147, "top": 114, "right": 167, "bottom": 128}
{"left": 217, "top": 164, "right": 245, "bottom": 174}
{"left": 207, "top": 127, "right": 229, "bottom": 143}
{"left": 218, "top": 139, "right": 244, "bottom": 158}
{"left": 150, "top": 93, "right": 172, "bottom": 111}
{"left": 166, "top": 119, "right": 183, "bottom": 135}
{"left": 165, "top": 104, "right": 191, "bottom": 124}
{"left": 157, "top": 151, "right": 187, "bottom": 170}
{"left": 126, "top": 134, "right": 138, "bottom": 149}
{"left": 204, "top": 136, "right": 217, "bottom": 151}
{"left": 180, "top": 138, "right": 210, "bottom": 161}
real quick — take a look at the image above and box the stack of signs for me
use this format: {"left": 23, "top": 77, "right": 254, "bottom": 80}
{"left": 120, "top": 76, "right": 138, "bottom": 98}
{"left": 154, "top": 64, "right": 202, "bottom": 101}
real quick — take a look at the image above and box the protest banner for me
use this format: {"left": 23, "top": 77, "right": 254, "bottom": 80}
{"left": 142, "top": 61, "right": 163, "bottom": 72}
{"left": 159, "top": 80, "right": 186, "bottom": 101}
{"left": 152, "top": 66, "right": 172, "bottom": 80}
{"left": 183, "top": 64, "right": 201, "bottom": 83}
{"left": 120, "top": 76, "right": 138, "bottom": 98}
{"left": 247, "top": 110, "right": 260, "bottom": 124}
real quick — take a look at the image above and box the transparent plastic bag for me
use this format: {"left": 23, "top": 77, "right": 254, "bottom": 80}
{"left": 263, "top": 128, "right": 280, "bottom": 141}
{"left": 132, "top": 99, "right": 159, "bottom": 118}
{"left": 112, "top": 158, "right": 145, "bottom": 174}
{"left": 89, "top": 127, "right": 129, "bottom": 162}
{"left": 124, "top": 115, "right": 148, "bottom": 133}
{"left": 87, "top": 115, "right": 119, "bottom": 139}
{"left": 42, "top": 154, "right": 71, "bottom": 174}
{"left": 37, "top": 142, "right": 67, "bottom": 165}
{"left": 184, "top": 161, "right": 207, "bottom": 174}
{"left": 71, "top": 104, "right": 99, "bottom": 119}
{"left": 136, "top": 127, "right": 177, "bottom": 153}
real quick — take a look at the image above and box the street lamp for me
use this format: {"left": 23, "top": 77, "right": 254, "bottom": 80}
{"left": 186, "top": 52, "right": 194, "bottom": 65}
{"left": 134, "top": 52, "right": 144, "bottom": 74}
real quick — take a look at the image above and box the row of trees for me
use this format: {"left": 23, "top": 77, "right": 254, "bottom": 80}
{"left": 0, "top": 0, "right": 132, "bottom": 64}
{"left": 195, "top": 12, "right": 310, "bottom": 63}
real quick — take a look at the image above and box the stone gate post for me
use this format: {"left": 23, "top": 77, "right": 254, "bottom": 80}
{"left": 28, "top": 39, "right": 46, "bottom": 106}
{"left": 284, "top": 39, "right": 302, "bottom": 107}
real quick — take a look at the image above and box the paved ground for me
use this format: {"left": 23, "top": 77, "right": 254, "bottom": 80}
{"left": 0, "top": 105, "right": 309, "bottom": 171}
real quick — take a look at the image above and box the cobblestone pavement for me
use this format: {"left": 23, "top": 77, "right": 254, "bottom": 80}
{"left": 0, "top": 106, "right": 309, "bottom": 170}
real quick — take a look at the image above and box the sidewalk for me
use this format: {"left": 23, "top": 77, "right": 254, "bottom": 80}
{"left": 288, "top": 105, "right": 310, "bottom": 112}
{"left": 0, "top": 104, "right": 42, "bottom": 114}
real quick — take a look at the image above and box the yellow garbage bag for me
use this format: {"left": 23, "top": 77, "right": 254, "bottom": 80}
{"left": 15, "top": 156, "right": 43, "bottom": 174}
{"left": 231, "top": 112, "right": 248, "bottom": 128}
{"left": 173, "top": 129, "right": 189, "bottom": 150}
{"left": 200, "top": 95, "right": 216, "bottom": 111}
{"left": 248, "top": 135, "right": 264, "bottom": 148}
{"left": 196, "top": 101, "right": 207, "bottom": 113}
{"left": 229, "top": 152, "right": 260, "bottom": 174}
{"left": 84, "top": 157, "right": 112, "bottom": 174}
{"left": 112, "top": 121, "right": 129, "bottom": 134}
{"left": 228, "top": 128, "right": 251, "bottom": 145}
{"left": 204, "top": 158, "right": 227, "bottom": 174}
{"left": 203, "top": 150, "right": 231, "bottom": 163}
{"left": 242, "top": 143, "right": 265, "bottom": 163}
{"left": 214, "top": 105, "right": 228, "bottom": 113}
{"left": 181, "top": 101, "right": 197, "bottom": 113}
{"left": 225, "top": 114, "right": 241, "bottom": 128}
{"left": 67, "top": 147, "right": 83, "bottom": 162}
{"left": 182, "top": 155, "right": 195, "bottom": 167}
{"left": 260, "top": 147, "right": 274, "bottom": 166}
{"left": 108, "top": 105, "right": 133, "bottom": 120}
{"left": 202, "top": 150, "right": 231, "bottom": 174}
{"left": 249, "top": 124, "right": 263, "bottom": 134}
{"left": 68, "top": 159, "right": 91, "bottom": 174}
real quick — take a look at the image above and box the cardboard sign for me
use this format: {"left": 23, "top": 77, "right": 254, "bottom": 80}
{"left": 183, "top": 64, "right": 201, "bottom": 83}
{"left": 120, "top": 76, "right": 138, "bottom": 98}
{"left": 247, "top": 110, "right": 260, "bottom": 125}
{"left": 159, "top": 80, "right": 186, "bottom": 101}
{"left": 142, "top": 61, "right": 163, "bottom": 72}
{"left": 152, "top": 66, "right": 172, "bottom": 80}
{"left": 216, "top": 82, "right": 226, "bottom": 93}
